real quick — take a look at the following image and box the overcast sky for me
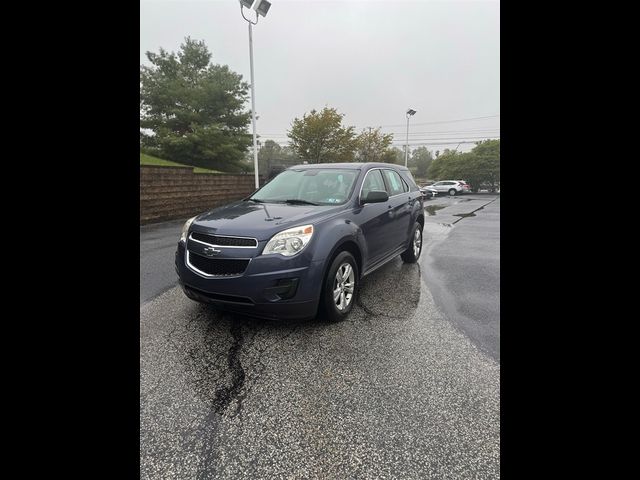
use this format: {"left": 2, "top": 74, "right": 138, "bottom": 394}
{"left": 140, "top": 0, "right": 499, "bottom": 154}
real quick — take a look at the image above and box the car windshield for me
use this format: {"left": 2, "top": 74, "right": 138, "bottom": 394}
{"left": 249, "top": 168, "right": 359, "bottom": 206}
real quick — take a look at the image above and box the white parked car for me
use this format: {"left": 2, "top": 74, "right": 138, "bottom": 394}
{"left": 419, "top": 186, "right": 438, "bottom": 199}
{"left": 428, "top": 180, "right": 470, "bottom": 196}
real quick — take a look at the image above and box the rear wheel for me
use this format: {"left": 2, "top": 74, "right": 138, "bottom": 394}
{"left": 320, "top": 251, "right": 359, "bottom": 322}
{"left": 401, "top": 222, "right": 423, "bottom": 263}
{"left": 448, "top": 188, "right": 457, "bottom": 196}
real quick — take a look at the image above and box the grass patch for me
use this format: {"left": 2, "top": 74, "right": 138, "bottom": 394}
{"left": 140, "top": 153, "right": 222, "bottom": 173}
{"left": 193, "top": 167, "right": 222, "bottom": 174}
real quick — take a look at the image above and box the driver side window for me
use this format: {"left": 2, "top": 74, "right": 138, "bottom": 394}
{"left": 361, "top": 170, "right": 385, "bottom": 200}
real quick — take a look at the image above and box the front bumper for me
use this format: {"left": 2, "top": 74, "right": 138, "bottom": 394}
{"left": 175, "top": 243, "right": 324, "bottom": 320}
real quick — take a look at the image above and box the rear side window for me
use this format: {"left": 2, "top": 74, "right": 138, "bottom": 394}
{"left": 382, "top": 169, "right": 407, "bottom": 196}
{"left": 401, "top": 170, "right": 419, "bottom": 191}
{"left": 361, "top": 169, "right": 386, "bottom": 199}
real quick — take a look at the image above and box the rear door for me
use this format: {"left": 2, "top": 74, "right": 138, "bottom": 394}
{"left": 381, "top": 169, "right": 413, "bottom": 251}
{"left": 432, "top": 181, "right": 446, "bottom": 192}
{"left": 357, "top": 169, "right": 395, "bottom": 268}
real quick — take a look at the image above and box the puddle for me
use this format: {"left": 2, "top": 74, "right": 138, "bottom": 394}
{"left": 425, "top": 205, "right": 446, "bottom": 216}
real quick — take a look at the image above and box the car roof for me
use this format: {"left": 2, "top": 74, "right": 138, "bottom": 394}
{"left": 287, "top": 162, "right": 409, "bottom": 171}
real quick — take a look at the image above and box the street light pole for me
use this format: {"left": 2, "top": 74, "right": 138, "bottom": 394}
{"left": 248, "top": 22, "right": 259, "bottom": 189}
{"left": 405, "top": 108, "right": 416, "bottom": 167}
{"left": 239, "top": 0, "right": 271, "bottom": 189}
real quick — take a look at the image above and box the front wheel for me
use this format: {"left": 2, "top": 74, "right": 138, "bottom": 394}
{"left": 401, "top": 222, "right": 423, "bottom": 263}
{"left": 320, "top": 251, "right": 359, "bottom": 322}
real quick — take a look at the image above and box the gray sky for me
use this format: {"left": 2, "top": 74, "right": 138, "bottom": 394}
{"left": 140, "top": 0, "right": 499, "bottom": 154}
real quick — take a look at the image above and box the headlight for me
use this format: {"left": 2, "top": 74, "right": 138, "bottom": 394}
{"left": 179, "top": 216, "right": 197, "bottom": 243}
{"left": 262, "top": 224, "right": 314, "bottom": 257}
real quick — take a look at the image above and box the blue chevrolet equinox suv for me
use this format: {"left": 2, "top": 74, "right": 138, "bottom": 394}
{"left": 175, "top": 162, "right": 425, "bottom": 322}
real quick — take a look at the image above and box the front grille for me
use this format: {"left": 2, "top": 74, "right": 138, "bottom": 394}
{"left": 191, "top": 232, "right": 257, "bottom": 247}
{"left": 187, "top": 252, "right": 250, "bottom": 276}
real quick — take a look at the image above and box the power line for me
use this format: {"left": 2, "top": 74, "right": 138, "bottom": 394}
{"left": 355, "top": 114, "right": 500, "bottom": 129}
{"left": 260, "top": 128, "right": 500, "bottom": 136}
{"left": 392, "top": 136, "right": 499, "bottom": 141}
{"left": 258, "top": 130, "right": 500, "bottom": 140}
{"left": 392, "top": 140, "right": 499, "bottom": 147}
{"left": 389, "top": 128, "right": 500, "bottom": 135}
{"left": 392, "top": 133, "right": 500, "bottom": 140}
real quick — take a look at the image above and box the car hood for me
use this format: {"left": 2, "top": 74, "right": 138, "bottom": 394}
{"left": 191, "top": 200, "right": 345, "bottom": 241}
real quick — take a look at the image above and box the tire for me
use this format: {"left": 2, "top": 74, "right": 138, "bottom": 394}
{"left": 320, "top": 251, "right": 359, "bottom": 322}
{"left": 448, "top": 188, "right": 457, "bottom": 196}
{"left": 401, "top": 222, "right": 423, "bottom": 263}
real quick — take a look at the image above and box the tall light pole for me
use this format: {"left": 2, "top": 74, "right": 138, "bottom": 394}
{"left": 239, "top": 0, "right": 272, "bottom": 189}
{"left": 405, "top": 108, "right": 416, "bottom": 167}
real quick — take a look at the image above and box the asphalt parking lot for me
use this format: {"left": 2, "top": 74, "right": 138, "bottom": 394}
{"left": 140, "top": 194, "right": 500, "bottom": 479}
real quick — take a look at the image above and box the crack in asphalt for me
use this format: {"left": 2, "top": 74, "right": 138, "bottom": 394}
{"left": 452, "top": 197, "right": 498, "bottom": 224}
{"left": 156, "top": 257, "right": 422, "bottom": 479}
{"left": 233, "top": 325, "right": 300, "bottom": 420}
{"left": 160, "top": 308, "right": 303, "bottom": 478}
{"left": 194, "top": 320, "right": 301, "bottom": 479}
{"left": 211, "top": 322, "right": 246, "bottom": 414}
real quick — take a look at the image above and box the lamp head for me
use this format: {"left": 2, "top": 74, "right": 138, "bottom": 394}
{"left": 253, "top": 0, "right": 272, "bottom": 17}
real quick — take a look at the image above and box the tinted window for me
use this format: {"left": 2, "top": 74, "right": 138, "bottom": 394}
{"left": 361, "top": 169, "right": 386, "bottom": 199}
{"left": 382, "top": 169, "right": 405, "bottom": 196}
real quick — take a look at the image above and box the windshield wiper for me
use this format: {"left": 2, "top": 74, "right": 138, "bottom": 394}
{"left": 248, "top": 197, "right": 266, "bottom": 203}
{"left": 283, "top": 199, "right": 319, "bottom": 206}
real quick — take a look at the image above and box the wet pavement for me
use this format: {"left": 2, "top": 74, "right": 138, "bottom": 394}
{"left": 140, "top": 219, "right": 186, "bottom": 304}
{"left": 421, "top": 195, "right": 500, "bottom": 361}
{"left": 140, "top": 194, "right": 500, "bottom": 479}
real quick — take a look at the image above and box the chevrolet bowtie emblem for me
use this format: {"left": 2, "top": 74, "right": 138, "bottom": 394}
{"left": 203, "top": 247, "right": 221, "bottom": 256}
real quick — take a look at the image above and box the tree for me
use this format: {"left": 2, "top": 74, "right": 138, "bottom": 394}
{"left": 140, "top": 37, "right": 252, "bottom": 171}
{"left": 354, "top": 127, "right": 394, "bottom": 162}
{"left": 258, "top": 139, "right": 282, "bottom": 170}
{"left": 258, "top": 139, "right": 301, "bottom": 176}
{"left": 410, "top": 146, "right": 433, "bottom": 178}
{"left": 287, "top": 107, "right": 357, "bottom": 163}
{"left": 380, "top": 147, "right": 405, "bottom": 165}
{"left": 469, "top": 139, "right": 500, "bottom": 190}
{"left": 427, "top": 139, "right": 500, "bottom": 190}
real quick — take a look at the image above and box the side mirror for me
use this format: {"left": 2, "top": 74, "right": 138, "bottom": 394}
{"left": 362, "top": 190, "right": 389, "bottom": 204}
